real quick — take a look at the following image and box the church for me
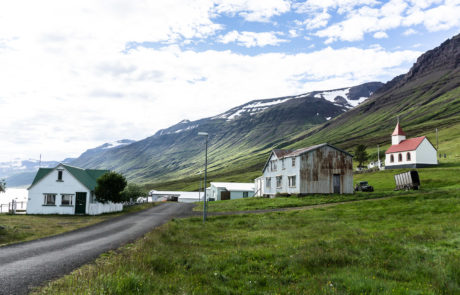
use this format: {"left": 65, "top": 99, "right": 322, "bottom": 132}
{"left": 385, "top": 121, "right": 438, "bottom": 169}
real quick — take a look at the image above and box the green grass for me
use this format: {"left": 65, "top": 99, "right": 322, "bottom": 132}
{"left": 0, "top": 202, "right": 157, "bottom": 246}
{"left": 35, "top": 188, "right": 460, "bottom": 294}
{"left": 194, "top": 192, "right": 401, "bottom": 212}
{"left": 193, "top": 162, "right": 460, "bottom": 213}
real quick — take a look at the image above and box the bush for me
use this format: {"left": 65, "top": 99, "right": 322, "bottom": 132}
{"left": 95, "top": 172, "right": 127, "bottom": 203}
{"left": 122, "top": 183, "right": 147, "bottom": 201}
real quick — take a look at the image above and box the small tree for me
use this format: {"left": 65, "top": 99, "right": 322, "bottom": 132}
{"left": 354, "top": 144, "right": 369, "bottom": 168}
{"left": 0, "top": 179, "right": 5, "bottom": 193}
{"left": 122, "top": 183, "right": 147, "bottom": 201}
{"left": 95, "top": 172, "right": 127, "bottom": 203}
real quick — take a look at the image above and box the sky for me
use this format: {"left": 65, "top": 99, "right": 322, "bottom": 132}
{"left": 0, "top": 0, "right": 459, "bottom": 162}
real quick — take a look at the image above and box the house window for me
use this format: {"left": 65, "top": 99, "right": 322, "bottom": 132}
{"left": 288, "top": 176, "right": 296, "bottom": 187}
{"left": 57, "top": 170, "right": 63, "bottom": 181}
{"left": 406, "top": 152, "right": 411, "bottom": 161}
{"left": 266, "top": 177, "right": 271, "bottom": 188}
{"left": 390, "top": 155, "right": 394, "bottom": 163}
{"left": 90, "top": 191, "right": 96, "bottom": 203}
{"left": 61, "top": 194, "right": 73, "bottom": 206}
{"left": 271, "top": 161, "right": 277, "bottom": 171}
{"left": 282, "top": 159, "right": 285, "bottom": 170}
{"left": 398, "top": 153, "right": 402, "bottom": 162}
{"left": 276, "top": 176, "right": 282, "bottom": 188}
{"left": 243, "top": 192, "right": 248, "bottom": 198}
{"left": 43, "top": 194, "right": 56, "bottom": 205}
{"left": 292, "top": 158, "right": 295, "bottom": 167}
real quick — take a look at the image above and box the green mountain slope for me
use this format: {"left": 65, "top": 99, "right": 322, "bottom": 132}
{"left": 72, "top": 33, "right": 460, "bottom": 191}
{"left": 286, "top": 33, "right": 460, "bottom": 155}
{"left": 70, "top": 83, "right": 381, "bottom": 188}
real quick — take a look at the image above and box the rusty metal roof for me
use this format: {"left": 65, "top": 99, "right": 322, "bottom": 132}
{"left": 262, "top": 143, "right": 352, "bottom": 173}
{"left": 272, "top": 149, "right": 293, "bottom": 158}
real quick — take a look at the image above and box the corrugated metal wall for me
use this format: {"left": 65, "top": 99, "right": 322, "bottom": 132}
{"left": 299, "top": 146, "right": 353, "bottom": 194}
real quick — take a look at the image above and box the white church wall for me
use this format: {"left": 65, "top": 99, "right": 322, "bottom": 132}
{"left": 415, "top": 139, "right": 438, "bottom": 165}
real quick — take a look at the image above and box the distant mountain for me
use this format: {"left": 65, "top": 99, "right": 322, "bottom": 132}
{"left": 288, "top": 33, "right": 460, "bottom": 152}
{"left": 0, "top": 158, "right": 74, "bottom": 188}
{"left": 70, "top": 82, "right": 382, "bottom": 186}
{"left": 1, "top": 139, "right": 135, "bottom": 188}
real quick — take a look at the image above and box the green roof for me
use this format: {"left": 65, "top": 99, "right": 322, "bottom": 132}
{"left": 29, "top": 164, "right": 110, "bottom": 191}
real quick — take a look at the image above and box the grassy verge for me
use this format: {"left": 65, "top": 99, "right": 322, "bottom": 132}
{"left": 35, "top": 189, "right": 460, "bottom": 294}
{"left": 0, "top": 202, "right": 157, "bottom": 246}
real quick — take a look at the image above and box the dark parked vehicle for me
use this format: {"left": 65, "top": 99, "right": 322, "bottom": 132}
{"left": 394, "top": 170, "right": 420, "bottom": 190}
{"left": 355, "top": 181, "right": 374, "bottom": 192}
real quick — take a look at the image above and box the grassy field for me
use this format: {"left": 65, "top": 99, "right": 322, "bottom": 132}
{"left": 0, "top": 203, "right": 156, "bottom": 246}
{"left": 34, "top": 161, "right": 460, "bottom": 294}
{"left": 35, "top": 188, "right": 460, "bottom": 294}
{"left": 193, "top": 162, "right": 460, "bottom": 213}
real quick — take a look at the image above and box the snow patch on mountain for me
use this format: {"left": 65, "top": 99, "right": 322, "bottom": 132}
{"left": 214, "top": 97, "right": 293, "bottom": 121}
{"left": 174, "top": 125, "right": 199, "bottom": 134}
{"left": 100, "top": 139, "right": 135, "bottom": 150}
{"left": 313, "top": 88, "right": 370, "bottom": 109}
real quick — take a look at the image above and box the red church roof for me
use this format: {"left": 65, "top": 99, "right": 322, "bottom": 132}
{"left": 392, "top": 123, "right": 406, "bottom": 136}
{"left": 386, "top": 136, "right": 426, "bottom": 154}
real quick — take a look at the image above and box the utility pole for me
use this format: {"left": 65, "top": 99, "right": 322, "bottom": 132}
{"left": 198, "top": 132, "right": 209, "bottom": 222}
{"left": 436, "top": 128, "right": 439, "bottom": 150}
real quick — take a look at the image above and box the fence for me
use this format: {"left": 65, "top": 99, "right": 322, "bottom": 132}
{"left": 0, "top": 200, "right": 27, "bottom": 214}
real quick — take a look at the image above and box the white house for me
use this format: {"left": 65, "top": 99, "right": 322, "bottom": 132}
{"left": 385, "top": 122, "right": 438, "bottom": 169}
{"left": 27, "top": 164, "right": 123, "bottom": 215}
{"left": 209, "top": 182, "right": 255, "bottom": 201}
{"left": 259, "top": 143, "right": 354, "bottom": 197}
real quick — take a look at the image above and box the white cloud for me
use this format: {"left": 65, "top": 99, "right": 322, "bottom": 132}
{"left": 302, "top": 0, "right": 460, "bottom": 43}
{"left": 214, "top": 0, "right": 291, "bottom": 22}
{"left": 289, "top": 29, "right": 299, "bottom": 37}
{"left": 217, "top": 31, "right": 289, "bottom": 47}
{"left": 0, "top": 0, "right": 427, "bottom": 162}
{"left": 403, "top": 28, "right": 418, "bottom": 35}
{"left": 373, "top": 31, "right": 389, "bottom": 38}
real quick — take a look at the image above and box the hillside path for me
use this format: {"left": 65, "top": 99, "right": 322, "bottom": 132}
{"left": 0, "top": 202, "right": 194, "bottom": 295}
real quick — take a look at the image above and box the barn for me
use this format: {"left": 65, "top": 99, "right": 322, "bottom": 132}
{"left": 258, "top": 143, "right": 353, "bottom": 197}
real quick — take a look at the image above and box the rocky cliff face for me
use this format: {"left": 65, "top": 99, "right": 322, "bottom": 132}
{"left": 378, "top": 33, "right": 460, "bottom": 94}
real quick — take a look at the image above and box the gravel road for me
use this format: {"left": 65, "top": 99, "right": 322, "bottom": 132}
{"left": 0, "top": 202, "right": 195, "bottom": 295}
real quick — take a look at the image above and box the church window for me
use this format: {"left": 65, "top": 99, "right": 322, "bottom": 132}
{"left": 406, "top": 152, "right": 411, "bottom": 161}
{"left": 398, "top": 153, "right": 402, "bottom": 162}
{"left": 390, "top": 155, "right": 394, "bottom": 163}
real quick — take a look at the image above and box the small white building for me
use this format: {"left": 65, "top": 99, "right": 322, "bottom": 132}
{"left": 148, "top": 190, "right": 202, "bottom": 203}
{"left": 385, "top": 122, "right": 438, "bottom": 169}
{"left": 209, "top": 182, "right": 255, "bottom": 201}
{"left": 27, "top": 164, "right": 123, "bottom": 215}
{"left": 259, "top": 143, "right": 354, "bottom": 197}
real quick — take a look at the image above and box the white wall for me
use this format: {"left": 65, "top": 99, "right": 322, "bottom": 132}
{"left": 27, "top": 166, "right": 90, "bottom": 215}
{"left": 229, "top": 190, "right": 255, "bottom": 199}
{"left": 385, "top": 151, "right": 415, "bottom": 166}
{"left": 262, "top": 155, "right": 300, "bottom": 196}
{"left": 254, "top": 177, "right": 264, "bottom": 197}
{"left": 392, "top": 135, "right": 406, "bottom": 145}
{"left": 415, "top": 138, "right": 438, "bottom": 164}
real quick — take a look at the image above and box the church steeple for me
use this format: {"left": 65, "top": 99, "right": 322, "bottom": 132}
{"left": 391, "top": 118, "right": 406, "bottom": 145}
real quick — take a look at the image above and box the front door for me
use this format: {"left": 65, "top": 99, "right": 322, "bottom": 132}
{"left": 220, "top": 191, "right": 231, "bottom": 200}
{"left": 333, "top": 174, "right": 341, "bottom": 194}
{"left": 75, "top": 192, "right": 87, "bottom": 214}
